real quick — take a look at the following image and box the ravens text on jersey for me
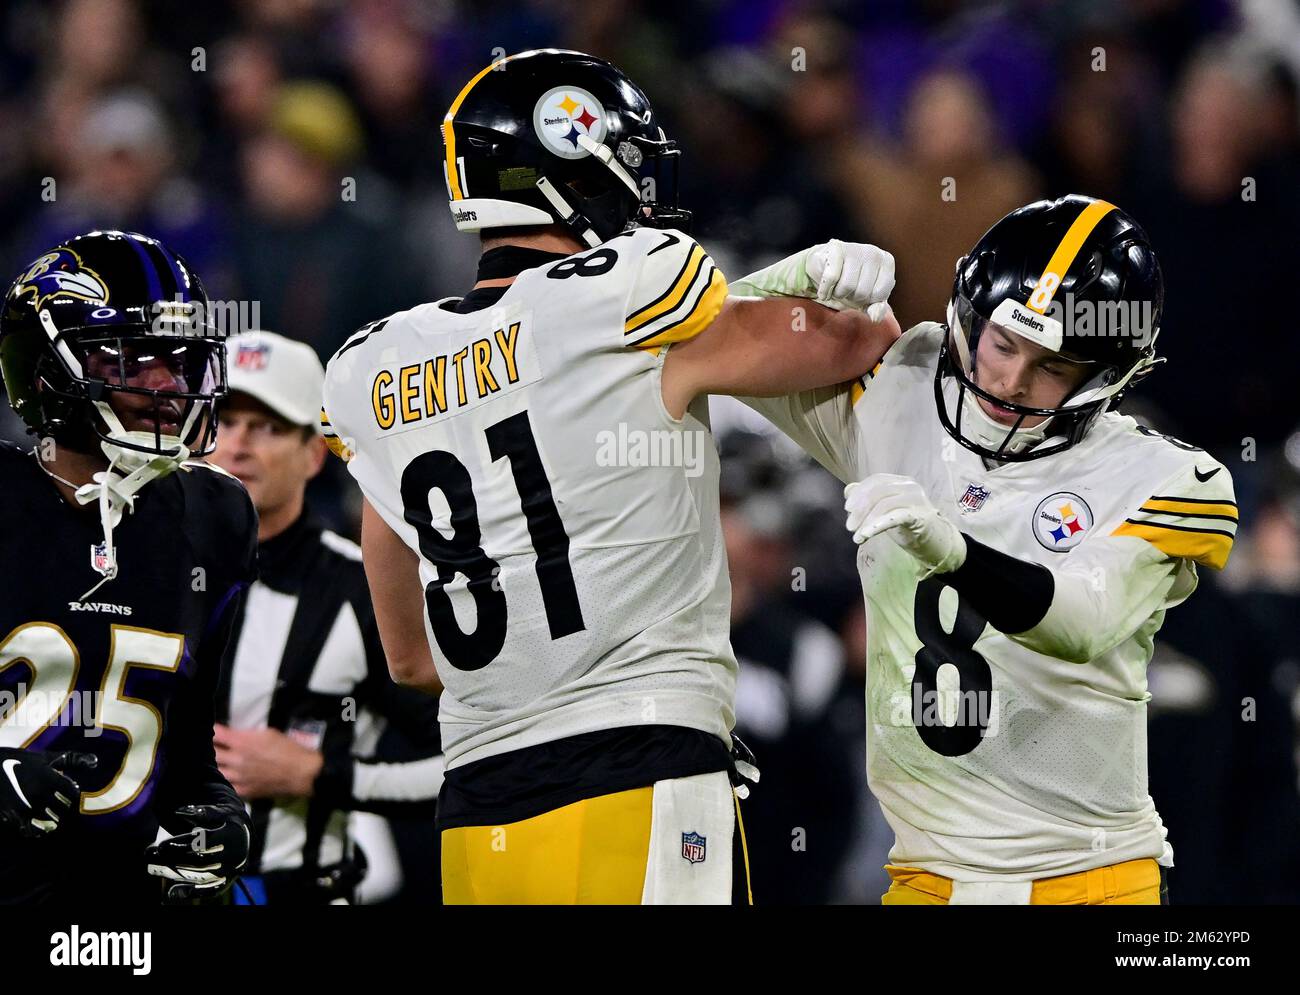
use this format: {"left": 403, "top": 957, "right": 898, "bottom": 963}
{"left": 0, "top": 230, "right": 256, "bottom": 905}
{"left": 0, "top": 444, "right": 257, "bottom": 904}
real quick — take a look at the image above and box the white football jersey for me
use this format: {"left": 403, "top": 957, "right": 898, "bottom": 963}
{"left": 745, "top": 322, "right": 1237, "bottom": 880}
{"left": 322, "top": 228, "right": 735, "bottom": 768}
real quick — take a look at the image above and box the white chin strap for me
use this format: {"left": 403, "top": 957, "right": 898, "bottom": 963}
{"left": 535, "top": 177, "right": 602, "bottom": 247}
{"left": 75, "top": 400, "right": 194, "bottom": 600}
{"left": 957, "top": 385, "right": 1053, "bottom": 456}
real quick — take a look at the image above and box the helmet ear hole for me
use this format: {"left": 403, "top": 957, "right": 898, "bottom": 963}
{"left": 1083, "top": 249, "right": 1105, "bottom": 279}
{"left": 970, "top": 251, "right": 995, "bottom": 295}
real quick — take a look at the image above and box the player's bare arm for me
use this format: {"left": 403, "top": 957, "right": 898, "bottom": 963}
{"left": 361, "top": 497, "right": 443, "bottom": 695}
{"left": 660, "top": 294, "right": 901, "bottom": 419}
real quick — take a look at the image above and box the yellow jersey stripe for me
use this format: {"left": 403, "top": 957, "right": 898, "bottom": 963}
{"left": 849, "top": 362, "right": 881, "bottom": 406}
{"left": 324, "top": 434, "right": 354, "bottom": 462}
{"left": 633, "top": 265, "right": 726, "bottom": 349}
{"left": 625, "top": 244, "right": 707, "bottom": 334}
{"left": 1111, "top": 520, "right": 1234, "bottom": 569}
{"left": 443, "top": 58, "right": 510, "bottom": 201}
{"left": 1026, "top": 199, "right": 1117, "bottom": 314}
{"left": 1139, "top": 499, "right": 1238, "bottom": 522}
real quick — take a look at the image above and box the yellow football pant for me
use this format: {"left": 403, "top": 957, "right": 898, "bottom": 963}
{"left": 442, "top": 781, "right": 753, "bottom": 905}
{"left": 442, "top": 786, "right": 656, "bottom": 904}
{"left": 882, "top": 857, "right": 1163, "bottom": 905}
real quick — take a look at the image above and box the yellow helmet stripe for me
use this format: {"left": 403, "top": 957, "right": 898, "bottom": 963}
{"left": 1026, "top": 199, "right": 1117, "bottom": 314}
{"left": 443, "top": 56, "right": 512, "bottom": 201}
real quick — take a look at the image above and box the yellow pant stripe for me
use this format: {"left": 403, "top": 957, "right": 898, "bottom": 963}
{"left": 734, "top": 791, "right": 753, "bottom": 906}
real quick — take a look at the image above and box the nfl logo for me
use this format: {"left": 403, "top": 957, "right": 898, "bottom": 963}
{"left": 959, "top": 484, "right": 991, "bottom": 514}
{"left": 287, "top": 718, "right": 326, "bottom": 751}
{"left": 236, "top": 343, "right": 269, "bottom": 371}
{"left": 91, "top": 542, "right": 115, "bottom": 576}
{"left": 681, "top": 831, "right": 707, "bottom": 864}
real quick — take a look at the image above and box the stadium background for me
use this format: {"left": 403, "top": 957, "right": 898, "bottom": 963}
{"left": 1, "top": 0, "right": 1298, "bottom": 904}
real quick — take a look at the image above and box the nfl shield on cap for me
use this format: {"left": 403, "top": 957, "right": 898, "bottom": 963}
{"left": 225, "top": 330, "right": 325, "bottom": 430}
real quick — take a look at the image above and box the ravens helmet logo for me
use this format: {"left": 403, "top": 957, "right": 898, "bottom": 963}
{"left": 14, "top": 248, "right": 109, "bottom": 310}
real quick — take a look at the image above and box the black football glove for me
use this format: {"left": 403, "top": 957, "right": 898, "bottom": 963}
{"left": 0, "top": 747, "right": 97, "bottom": 838}
{"left": 145, "top": 803, "right": 251, "bottom": 903}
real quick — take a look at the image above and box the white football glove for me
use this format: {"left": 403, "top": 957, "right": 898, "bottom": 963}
{"left": 732, "top": 240, "right": 895, "bottom": 321}
{"left": 806, "top": 239, "right": 895, "bottom": 321}
{"left": 844, "top": 474, "right": 967, "bottom": 577}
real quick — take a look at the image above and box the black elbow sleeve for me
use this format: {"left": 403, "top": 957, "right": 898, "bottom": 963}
{"left": 945, "top": 534, "right": 1055, "bottom": 634}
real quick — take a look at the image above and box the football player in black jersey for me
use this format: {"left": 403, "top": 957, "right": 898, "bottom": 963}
{"left": 0, "top": 230, "right": 255, "bottom": 905}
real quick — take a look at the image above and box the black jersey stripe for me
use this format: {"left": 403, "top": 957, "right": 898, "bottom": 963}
{"left": 1137, "top": 506, "right": 1240, "bottom": 524}
{"left": 625, "top": 245, "right": 704, "bottom": 330}
{"left": 334, "top": 318, "right": 390, "bottom": 361}
{"left": 1148, "top": 494, "right": 1238, "bottom": 508}
{"left": 1121, "top": 518, "right": 1236, "bottom": 539}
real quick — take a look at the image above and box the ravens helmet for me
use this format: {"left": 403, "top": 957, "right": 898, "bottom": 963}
{"left": 937, "top": 194, "right": 1165, "bottom": 462}
{"left": 442, "top": 48, "right": 690, "bottom": 247}
{"left": 0, "top": 230, "right": 225, "bottom": 462}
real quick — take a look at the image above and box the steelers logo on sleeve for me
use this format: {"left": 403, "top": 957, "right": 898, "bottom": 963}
{"left": 533, "top": 86, "right": 608, "bottom": 159}
{"left": 1032, "top": 492, "right": 1093, "bottom": 551}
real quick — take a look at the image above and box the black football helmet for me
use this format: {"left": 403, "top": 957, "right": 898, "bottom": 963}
{"left": 442, "top": 48, "right": 690, "bottom": 246}
{"left": 937, "top": 194, "right": 1165, "bottom": 462}
{"left": 0, "top": 230, "right": 225, "bottom": 460}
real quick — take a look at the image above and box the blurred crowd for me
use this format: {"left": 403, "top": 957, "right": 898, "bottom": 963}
{"left": 2, "top": 0, "right": 1299, "bottom": 903}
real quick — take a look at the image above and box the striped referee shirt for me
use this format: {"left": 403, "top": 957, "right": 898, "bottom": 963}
{"left": 216, "top": 511, "right": 443, "bottom": 874}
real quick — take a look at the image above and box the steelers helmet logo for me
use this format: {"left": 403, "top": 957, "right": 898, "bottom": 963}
{"left": 533, "top": 86, "right": 608, "bottom": 160}
{"left": 1032, "top": 491, "right": 1093, "bottom": 551}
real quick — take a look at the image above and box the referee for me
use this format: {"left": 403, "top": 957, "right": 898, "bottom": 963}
{"left": 210, "top": 330, "right": 443, "bottom": 904}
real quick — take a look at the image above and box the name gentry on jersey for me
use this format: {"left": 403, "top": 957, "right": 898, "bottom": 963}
{"left": 371, "top": 320, "right": 527, "bottom": 430}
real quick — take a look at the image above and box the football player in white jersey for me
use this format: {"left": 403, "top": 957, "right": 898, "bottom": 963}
{"left": 736, "top": 195, "right": 1236, "bottom": 904}
{"left": 319, "top": 49, "right": 899, "bottom": 904}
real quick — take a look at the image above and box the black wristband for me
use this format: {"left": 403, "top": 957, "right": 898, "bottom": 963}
{"left": 946, "top": 533, "right": 1055, "bottom": 634}
{"left": 312, "top": 753, "right": 355, "bottom": 809}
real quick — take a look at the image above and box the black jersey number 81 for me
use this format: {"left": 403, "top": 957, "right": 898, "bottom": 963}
{"left": 911, "top": 576, "right": 992, "bottom": 756}
{"left": 400, "top": 410, "right": 584, "bottom": 671}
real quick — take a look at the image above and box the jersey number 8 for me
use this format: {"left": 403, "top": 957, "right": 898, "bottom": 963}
{"left": 400, "top": 409, "right": 585, "bottom": 671}
{"left": 911, "top": 578, "right": 992, "bottom": 757}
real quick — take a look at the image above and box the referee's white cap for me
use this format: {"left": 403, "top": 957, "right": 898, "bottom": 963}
{"left": 225, "top": 330, "right": 325, "bottom": 431}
